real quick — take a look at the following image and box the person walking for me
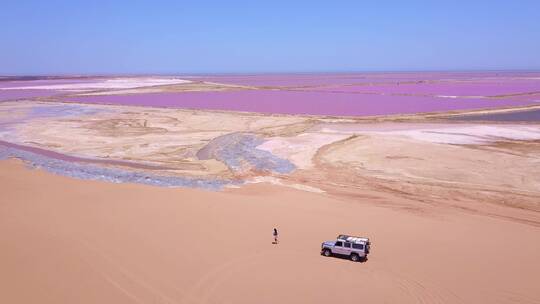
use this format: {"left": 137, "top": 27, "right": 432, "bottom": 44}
{"left": 273, "top": 228, "right": 279, "bottom": 244}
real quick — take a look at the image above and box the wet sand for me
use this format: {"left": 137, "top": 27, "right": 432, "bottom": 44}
{"left": 450, "top": 108, "right": 540, "bottom": 122}
{"left": 1, "top": 160, "right": 539, "bottom": 304}
{"left": 0, "top": 140, "right": 171, "bottom": 170}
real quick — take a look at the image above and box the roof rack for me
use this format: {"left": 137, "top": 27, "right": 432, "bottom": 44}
{"left": 338, "top": 234, "right": 370, "bottom": 244}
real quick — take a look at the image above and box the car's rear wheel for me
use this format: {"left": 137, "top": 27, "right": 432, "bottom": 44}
{"left": 322, "top": 249, "right": 332, "bottom": 257}
{"left": 350, "top": 253, "right": 360, "bottom": 262}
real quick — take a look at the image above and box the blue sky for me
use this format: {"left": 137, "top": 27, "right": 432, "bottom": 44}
{"left": 1, "top": 1, "right": 539, "bottom": 74}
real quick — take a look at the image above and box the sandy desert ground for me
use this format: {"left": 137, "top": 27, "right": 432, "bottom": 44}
{"left": 1, "top": 160, "right": 539, "bottom": 304}
{"left": 1, "top": 73, "right": 540, "bottom": 303}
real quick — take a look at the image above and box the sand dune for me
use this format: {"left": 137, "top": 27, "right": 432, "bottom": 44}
{"left": 1, "top": 160, "right": 539, "bottom": 304}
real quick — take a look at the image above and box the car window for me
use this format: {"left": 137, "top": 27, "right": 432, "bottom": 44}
{"left": 344, "top": 242, "right": 351, "bottom": 248}
{"left": 335, "top": 241, "right": 343, "bottom": 247}
{"left": 352, "top": 244, "right": 364, "bottom": 250}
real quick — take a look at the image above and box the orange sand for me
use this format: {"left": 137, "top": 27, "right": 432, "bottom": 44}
{"left": 1, "top": 160, "right": 539, "bottom": 303}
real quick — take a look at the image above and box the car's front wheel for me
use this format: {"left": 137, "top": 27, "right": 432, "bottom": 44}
{"left": 322, "top": 249, "right": 332, "bottom": 257}
{"left": 350, "top": 253, "right": 360, "bottom": 262}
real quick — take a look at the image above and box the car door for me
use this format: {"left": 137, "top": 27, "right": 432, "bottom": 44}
{"left": 333, "top": 241, "right": 346, "bottom": 255}
{"left": 343, "top": 242, "right": 352, "bottom": 255}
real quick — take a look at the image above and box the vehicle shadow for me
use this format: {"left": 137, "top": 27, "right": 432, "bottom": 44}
{"left": 322, "top": 254, "right": 369, "bottom": 263}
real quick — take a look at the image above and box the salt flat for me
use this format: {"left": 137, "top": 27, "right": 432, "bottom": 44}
{"left": 0, "top": 77, "right": 191, "bottom": 91}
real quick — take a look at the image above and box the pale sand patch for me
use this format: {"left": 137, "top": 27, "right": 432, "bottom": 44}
{"left": 3, "top": 101, "right": 308, "bottom": 175}
{"left": 319, "top": 123, "right": 540, "bottom": 145}
{"left": 77, "top": 81, "right": 254, "bottom": 96}
{"left": 0, "top": 77, "right": 191, "bottom": 91}
{"left": 256, "top": 132, "right": 350, "bottom": 169}
{"left": 316, "top": 133, "right": 540, "bottom": 196}
{"left": 1, "top": 160, "right": 539, "bottom": 304}
{"left": 380, "top": 125, "right": 540, "bottom": 144}
{"left": 246, "top": 176, "right": 326, "bottom": 193}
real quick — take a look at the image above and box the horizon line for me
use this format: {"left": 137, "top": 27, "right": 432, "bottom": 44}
{"left": 2, "top": 68, "right": 540, "bottom": 78}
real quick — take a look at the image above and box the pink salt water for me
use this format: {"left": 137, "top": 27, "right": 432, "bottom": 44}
{"left": 0, "top": 78, "right": 96, "bottom": 89}
{"left": 65, "top": 89, "right": 539, "bottom": 117}
{"left": 310, "top": 81, "right": 540, "bottom": 97}
{"left": 3, "top": 72, "right": 539, "bottom": 116}
{"left": 199, "top": 71, "right": 540, "bottom": 87}
{"left": 0, "top": 78, "right": 100, "bottom": 101}
{"left": 0, "top": 89, "right": 63, "bottom": 101}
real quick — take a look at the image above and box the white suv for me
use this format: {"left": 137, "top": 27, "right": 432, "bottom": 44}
{"left": 321, "top": 234, "right": 371, "bottom": 262}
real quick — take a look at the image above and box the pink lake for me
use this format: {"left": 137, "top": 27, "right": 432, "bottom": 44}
{"left": 309, "top": 81, "right": 540, "bottom": 97}
{"left": 198, "top": 71, "right": 540, "bottom": 87}
{"left": 0, "top": 77, "right": 97, "bottom": 89}
{"left": 65, "top": 90, "right": 539, "bottom": 117}
{"left": 0, "top": 89, "right": 63, "bottom": 101}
